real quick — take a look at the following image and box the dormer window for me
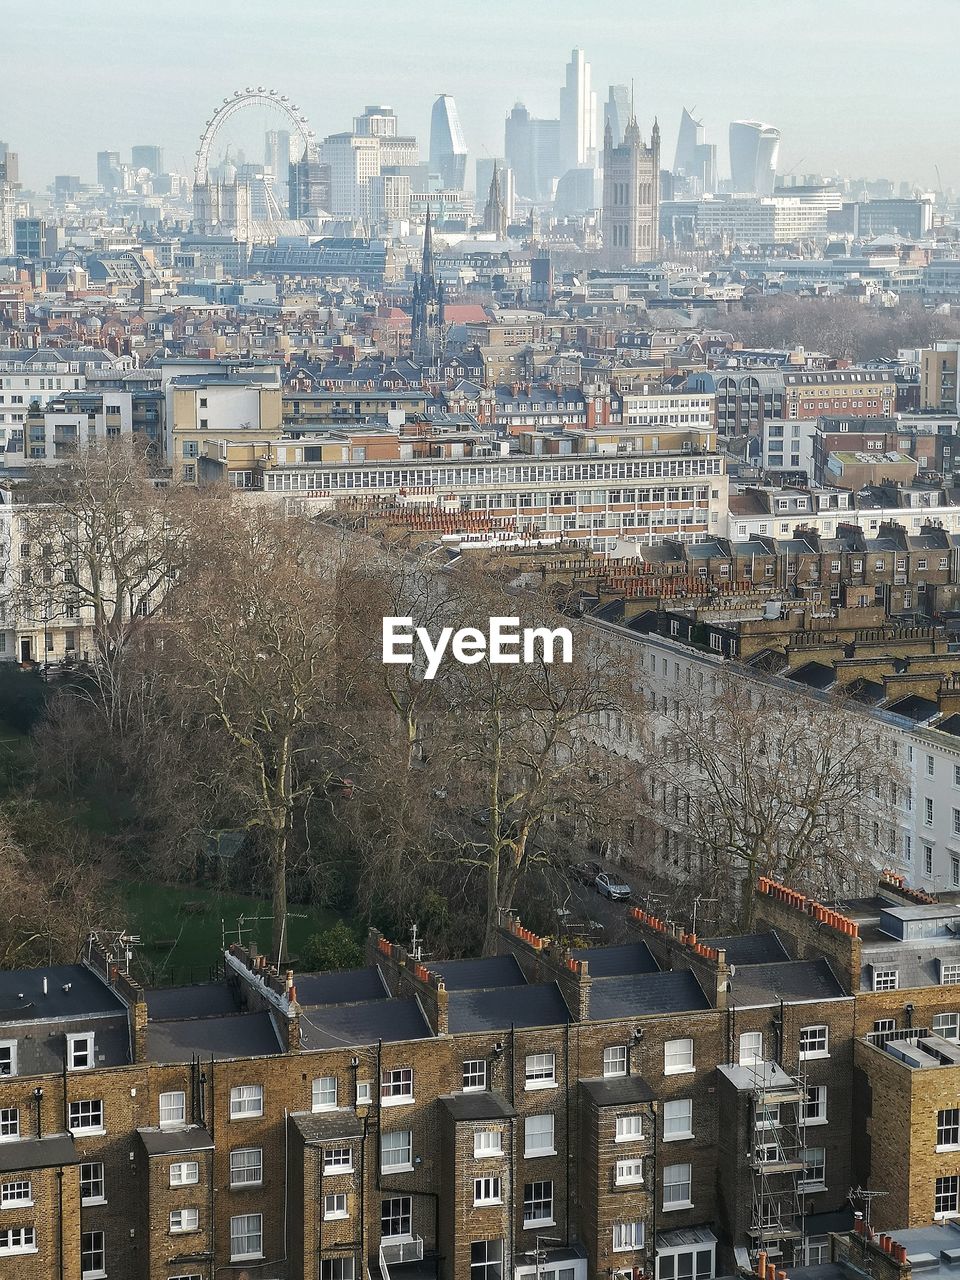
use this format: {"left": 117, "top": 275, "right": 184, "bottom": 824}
{"left": 67, "top": 1032, "right": 95, "bottom": 1071}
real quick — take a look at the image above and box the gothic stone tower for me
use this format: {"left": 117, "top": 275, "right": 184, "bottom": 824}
{"left": 602, "top": 114, "right": 660, "bottom": 267}
{"left": 411, "top": 205, "right": 446, "bottom": 365}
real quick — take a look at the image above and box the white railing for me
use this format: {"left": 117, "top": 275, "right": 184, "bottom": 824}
{"left": 379, "top": 1235, "right": 424, "bottom": 1279}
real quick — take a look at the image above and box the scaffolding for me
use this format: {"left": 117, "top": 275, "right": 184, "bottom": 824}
{"left": 748, "top": 1061, "right": 808, "bottom": 1265}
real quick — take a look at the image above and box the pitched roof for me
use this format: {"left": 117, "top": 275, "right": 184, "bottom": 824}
{"left": 146, "top": 1011, "right": 283, "bottom": 1063}
{"left": 447, "top": 982, "right": 572, "bottom": 1033}
{"left": 588, "top": 970, "right": 711, "bottom": 1021}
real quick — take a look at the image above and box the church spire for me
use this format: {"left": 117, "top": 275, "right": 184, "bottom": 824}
{"left": 421, "top": 204, "right": 434, "bottom": 279}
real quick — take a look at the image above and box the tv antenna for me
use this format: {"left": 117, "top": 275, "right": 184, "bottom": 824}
{"left": 848, "top": 1185, "right": 888, "bottom": 1230}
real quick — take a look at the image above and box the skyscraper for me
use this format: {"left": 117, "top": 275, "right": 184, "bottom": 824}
{"left": 131, "top": 145, "right": 163, "bottom": 175}
{"left": 504, "top": 103, "right": 560, "bottom": 202}
{"left": 604, "top": 85, "right": 631, "bottom": 149}
{"left": 673, "top": 108, "right": 717, "bottom": 193}
{"left": 729, "top": 120, "right": 781, "bottom": 195}
{"left": 602, "top": 113, "right": 660, "bottom": 267}
{"left": 97, "top": 150, "right": 120, "bottom": 190}
{"left": 429, "top": 94, "right": 467, "bottom": 190}
{"left": 559, "top": 48, "right": 598, "bottom": 173}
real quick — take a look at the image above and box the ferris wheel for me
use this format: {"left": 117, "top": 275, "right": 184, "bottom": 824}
{"left": 193, "top": 87, "right": 317, "bottom": 188}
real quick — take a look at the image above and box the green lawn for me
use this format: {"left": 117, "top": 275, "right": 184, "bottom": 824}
{"left": 119, "top": 880, "right": 348, "bottom": 986}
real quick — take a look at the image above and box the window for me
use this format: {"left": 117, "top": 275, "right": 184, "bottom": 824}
{"left": 954, "top": 858, "right": 960, "bottom": 890}
{"left": 324, "top": 1192, "right": 348, "bottom": 1220}
{"left": 804, "top": 1086, "right": 827, "bottom": 1125}
{"left": 0, "top": 1180, "right": 32, "bottom": 1208}
{"left": 615, "top": 1159, "right": 645, "bottom": 1186}
{"left": 663, "top": 1162, "right": 693, "bottom": 1209}
{"left": 169, "top": 1161, "right": 199, "bottom": 1187}
{"left": 170, "top": 1208, "right": 199, "bottom": 1234}
{"left": 664, "top": 1038, "right": 694, "bottom": 1074}
{"left": 381, "top": 1194, "right": 412, "bottom": 1238}
{"left": 604, "top": 1045, "right": 628, "bottom": 1077}
{"left": 800, "top": 1146, "right": 826, "bottom": 1189}
{"left": 0, "top": 1224, "right": 37, "bottom": 1256}
{"left": 321, "top": 1261, "right": 356, "bottom": 1280}
{"left": 872, "top": 969, "right": 899, "bottom": 992}
{"left": 0, "top": 1043, "right": 14, "bottom": 1077}
{"left": 230, "top": 1213, "right": 263, "bottom": 1261}
{"left": 160, "top": 1090, "right": 186, "bottom": 1127}
{"left": 67, "top": 1032, "right": 95, "bottom": 1070}
{"left": 524, "top": 1113, "right": 555, "bottom": 1156}
{"left": 658, "top": 1246, "right": 715, "bottom": 1280}
{"left": 230, "top": 1085, "right": 263, "bottom": 1118}
{"left": 312, "top": 1077, "right": 337, "bottom": 1111}
{"left": 81, "top": 1230, "right": 104, "bottom": 1276}
{"left": 943, "top": 964, "right": 960, "bottom": 986}
{"left": 799, "top": 1025, "right": 829, "bottom": 1059}
{"left": 0, "top": 1109, "right": 18, "bottom": 1140}
{"left": 523, "top": 1179, "right": 554, "bottom": 1226}
{"left": 664, "top": 1099, "right": 693, "bottom": 1140}
{"left": 474, "top": 1176, "right": 502, "bottom": 1205}
{"left": 69, "top": 1100, "right": 103, "bottom": 1134}
{"left": 230, "top": 1147, "right": 263, "bottom": 1186}
{"left": 807, "top": 1236, "right": 830, "bottom": 1266}
{"left": 925, "top": 798, "right": 935, "bottom": 826}
{"left": 381, "top": 1130, "right": 412, "bottom": 1172}
{"left": 616, "top": 1113, "right": 643, "bottom": 1142}
{"left": 926, "top": 846, "right": 934, "bottom": 876}
{"left": 470, "top": 1239, "right": 503, "bottom": 1280}
{"left": 324, "top": 1147, "right": 353, "bottom": 1174}
{"left": 936, "top": 1175, "right": 960, "bottom": 1218}
{"left": 525, "top": 1053, "right": 556, "bottom": 1088}
{"left": 613, "top": 1220, "right": 644, "bottom": 1251}
{"left": 756, "top": 1103, "right": 780, "bottom": 1129}
{"left": 929, "top": 755, "right": 936, "bottom": 777}
{"left": 463, "top": 1060, "right": 487, "bottom": 1092}
{"left": 939, "top": 1109, "right": 960, "bottom": 1150}
{"left": 738, "top": 1031, "right": 763, "bottom": 1065}
{"left": 357, "top": 1081, "right": 372, "bottom": 1105}
{"left": 474, "top": 1129, "right": 502, "bottom": 1157}
{"left": 80, "top": 1162, "right": 105, "bottom": 1202}
{"left": 381, "top": 1067, "right": 414, "bottom": 1103}
{"left": 934, "top": 1013, "right": 960, "bottom": 1041}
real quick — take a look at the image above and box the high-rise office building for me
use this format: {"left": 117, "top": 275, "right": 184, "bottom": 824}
{"left": 320, "top": 133, "right": 381, "bottom": 219}
{"left": 559, "top": 48, "right": 598, "bottom": 173}
{"left": 504, "top": 103, "right": 560, "bottom": 202}
{"left": 604, "top": 85, "right": 631, "bottom": 149}
{"left": 0, "top": 143, "right": 20, "bottom": 256}
{"left": 353, "top": 106, "right": 398, "bottom": 138}
{"left": 602, "top": 114, "right": 660, "bottom": 266}
{"left": 131, "top": 145, "right": 163, "bottom": 175}
{"left": 429, "top": 94, "right": 467, "bottom": 189}
{"left": 97, "top": 149, "right": 120, "bottom": 190}
{"left": 673, "top": 108, "right": 717, "bottom": 193}
{"left": 288, "top": 157, "right": 330, "bottom": 219}
{"left": 729, "top": 120, "right": 781, "bottom": 195}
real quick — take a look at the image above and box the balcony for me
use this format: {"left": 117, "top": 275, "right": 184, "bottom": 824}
{"left": 379, "top": 1236, "right": 424, "bottom": 1280}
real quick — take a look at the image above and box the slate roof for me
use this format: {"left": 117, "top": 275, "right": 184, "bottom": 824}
{"left": 729, "top": 959, "right": 847, "bottom": 1007}
{"left": 295, "top": 967, "right": 389, "bottom": 1007}
{"left": 569, "top": 942, "right": 659, "bottom": 978}
{"left": 145, "top": 983, "right": 238, "bottom": 1021}
{"left": 137, "top": 1126, "right": 214, "bottom": 1156}
{"left": 0, "top": 1134, "right": 79, "bottom": 1173}
{"left": 146, "top": 1011, "right": 282, "bottom": 1063}
{"left": 440, "top": 1091, "right": 515, "bottom": 1122}
{"left": 587, "top": 970, "right": 711, "bottom": 1021}
{"left": 0, "top": 964, "right": 125, "bottom": 1023}
{"left": 299, "top": 998, "right": 434, "bottom": 1050}
{"left": 701, "top": 932, "right": 789, "bottom": 965}
{"left": 447, "top": 983, "right": 572, "bottom": 1033}
{"left": 786, "top": 661, "right": 836, "bottom": 691}
{"left": 290, "top": 1111, "right": 366, "bottom": 1143}
{"left": 428, "top": 955, "right": 526, "bottom": 991}
{"left": 579, "top": 1075, "right": 655, "bottom": 1107}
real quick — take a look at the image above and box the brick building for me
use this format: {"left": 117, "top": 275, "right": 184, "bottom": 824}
{"left": 3, "top": 875, "right": 960, "bottom": 1280}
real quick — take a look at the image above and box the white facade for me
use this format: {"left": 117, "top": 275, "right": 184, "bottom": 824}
{"left": 320, "top": 134, "right": 381, "bottom": 220}
{"left": 725, "top": 487, "right": 960, "bottom": 541}
{"left": 696, "top": 193, "right": 842, "bottom": 244}
{"left": 3, "top": 392, "right": 134, "bottom": 468}
{"left": 621, "top": 391, "right": 716, "bottom": 430}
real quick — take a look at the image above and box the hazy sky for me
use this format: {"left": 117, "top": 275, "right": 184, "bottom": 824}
{"left": 3, "top": 0, "right": 957, "bottom": 191}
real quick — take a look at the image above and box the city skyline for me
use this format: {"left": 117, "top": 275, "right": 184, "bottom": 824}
{"left": 3, "top": 0, "right": 958, "bottom": 192}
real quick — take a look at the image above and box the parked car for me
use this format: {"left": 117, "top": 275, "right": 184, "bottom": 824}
{"left": 572, "top": 860, "right": 601, "bottom": 886}
{"left": 595, "top": 871, "right": 632, "bottom": 900}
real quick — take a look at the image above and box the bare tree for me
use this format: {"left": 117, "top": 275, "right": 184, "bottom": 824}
{"left": 158, "top": 501, "right": 349, "bottom": 961}
{"left": 12, "top": 442, "right": 194, "bottom": 731}
{"left": 644, "top": 667, "right": 898, "bottom": 928}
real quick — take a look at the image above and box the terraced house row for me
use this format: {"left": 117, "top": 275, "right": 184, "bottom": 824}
{"left": 5, "top": 873, "right": 960, "bottom": 1280}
